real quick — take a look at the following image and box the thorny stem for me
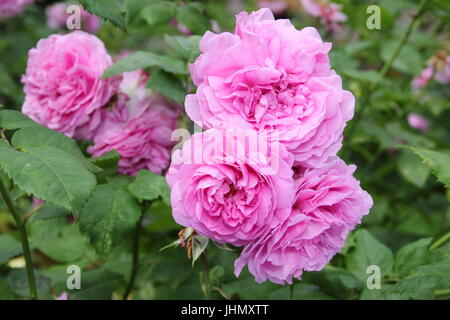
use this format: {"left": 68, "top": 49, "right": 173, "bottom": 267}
{"left": 0, "top": 177, "right": 38, "bottom": 300}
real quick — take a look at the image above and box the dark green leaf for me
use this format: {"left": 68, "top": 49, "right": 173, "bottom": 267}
{"left": 79, "top": 184, "right": 141, "bottom": 258}
{"left": 0, "top": 146, "right": 96, "bottom": 215}
{"left": 147, "top": 69, "right": 186, "bottom": 103}
{"left": 128, "top": 169, "right": 170, "bottom": 205}
{"left": 103, "top": 51, "right": 187, "bottom": 78}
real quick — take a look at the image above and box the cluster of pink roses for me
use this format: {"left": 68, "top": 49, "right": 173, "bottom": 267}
{"left": 21, "top": 31, "right": 179, "bottom": 176}
{"left": 166, "top": 9, "right": 372, "bottom": 284}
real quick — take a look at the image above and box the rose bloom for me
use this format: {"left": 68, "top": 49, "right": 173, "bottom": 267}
{"left": 407, "top": 113, "right": 429, "bottom": 133}
{"left": 46, "top": 2, "right": 101, "bottom": 33}
{"left": 0, "top": 0, "right": 33, "bottom": 18}
{"left": 88, "top": 69, "right": 179, "bottom": 176}
{"left": 166, "top": 128, "right": 295, "bottom": 246}
{"left": 21, "top": 31, "right": 119, "bottom": 140}
{"left": 186, "top": 8, "right": 354, "bottom": 168}
{"left": 234, "top": 157, "right": 373, "bottom": 284}
{"left": 300, "top": 0, "right": 347, "bottom": 31}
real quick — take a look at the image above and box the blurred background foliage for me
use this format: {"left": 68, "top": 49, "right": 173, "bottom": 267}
{"left": 0, "top": 0, "right": 449, "bottom": 300}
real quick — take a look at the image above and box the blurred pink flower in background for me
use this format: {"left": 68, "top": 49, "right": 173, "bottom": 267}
{"left": 257, "top": 0, "right": 287, "bottom": 15}
{"left": 46, "top": 2, "right": 101, "bottom": 33}
{"left": 88, "top": 69, "right": 179, "bottom": 176}
{"left": 21, "top": 31, "right": 120, "bottom": 140}
{"left": 412, "top": 67, "right": 433, "bottom": 91}
{"left": 435, "top": 56, "right": 450, "bottom": 84}
{"left": 407, "top": 113, "right": 429, "bottom": 133}
{"left": 56, "top": 292, "right": 68, "bottom": 300}
{"left": 234, "top": 157, "right": 373, "bottom": 284}
{"left": 0, "top": 0, "right": 33, "bottom": 18}
{"left": 300, "top": 0, "right": 347, "bottom": 31}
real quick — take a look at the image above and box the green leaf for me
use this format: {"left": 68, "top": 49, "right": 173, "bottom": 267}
{"left": 103, "top": 51, "right": 187, "bottom": 78}
{"left": 402, "top": 147, "right": 450, "bottom": 188}
{"left": 0, "top": 234, "right": 22, "bottom": 264}
{"left": 79, "top": 0, "right": 126, "bottom": 30}
{"left": 69, "top": 268, "right": 123, "bottom": 300}
{"left": 128, "top": 169, "right": 170, "bottom": 205}
{"left": 89, "top": 150, "right": 120, "bottom": 174}
{"left": 176, "top": 3, "right": 211, "bottom": 35}
{"left": 380, "top": 42, "right": 422, "bottom": 75}
{"left": 346, "top": 229, "right": 394, "bottom": 281}
{"left": 31, "top": 203, "right": 70, "bottom": 221}
{"left": 141, "top": 1, "right": 177, "bottom": 25}
{"left": 147, "top": 69, "right": 186, "bottom": 103}
{"left": 29, "top": 217, "right": 92, "bottom": 263}
{"left": 79, "top": 184, "right": 141, "bottom": 258}
{"left": 12, "top": 125, "right": 101, "bottom": 173}
{"left": 0, "top": 278, "right": 15, "bottom": 300}
{"left": 398, "top": 149, "right": 430, "bottom": 188}
{"left": 0, "top": 110, "right": 36, "bottom": 130}
{"left": 191, "top": 234, "right": 208, "bottom": 266}
{"left": 302, "top": 267, "right": 363, "bottom": 299}
{"left": 395, "top": 238, "right": 432, "bottom": 277}
{"left": 0, "top": 146, "right": 96, "bottom": 215}
{"left": 164, "top": 35, "right": 201, "bottom": 60}
{"left": 343, "top": 69, "right": 383, "bottom": 84}
{"left": 0, "top": 63, "right": 19, "bottom": 99}
{"left": 6, "top": 268, "right": 51, "bottom": 299}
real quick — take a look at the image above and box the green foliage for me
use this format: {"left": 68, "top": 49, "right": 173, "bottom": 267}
{"left": 103, "top": 51, "right": 187, "bottom": 78}
{"left": 128, "top": 170, "right": 170, "bottom": 205}
{"left": 147, "top": 69, "right": 186, "bottom": 103}
{"left": 79, "top": 183, "right": 141, "bottom": 258}
{"left": 79, "top": 0, "right": 126, "bottom": 30}
{"left": 346, "top": 229, "right": 394, "bottom": 281}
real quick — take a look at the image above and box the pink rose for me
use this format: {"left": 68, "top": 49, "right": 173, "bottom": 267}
{"left": 166, "top": 128, "right": 295, "bottom": 246}
{"left": 46, "top": 3, "right": 101, "bottom": 33}
{"left": 21, "top": 31, "right": 119, "bottom": 140}
{"left": 407, "top": 113, "right": 429, "bottom": 133}
{"left": 88, "top": 69, "right": 179, "bottom": 176}
{"left": 185, "top": 8, "right": 354, "bottom": 168}
{"left": 0, "top": 0, "right": 33, "bottom": 18}
{"left": 300, "top": 0, "right": 347, "bottom": 31}
{"left": 234, "top": 157, "right": 373, "bottom": 284}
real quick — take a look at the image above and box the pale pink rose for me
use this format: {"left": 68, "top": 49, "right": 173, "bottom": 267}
{"left": 300, "top": 0, "right": 347, "bottom": 31}
{"left": 412, "top": 67, "right": 433, "bottom": 91}
{"left": 186, "top": 8, "right": 354, "bottom": 168}
{"left": 257, "top": 0, "right": 287, "bottom": 16}
{"left": 170, "top": 18, "right": 192, "bottom": 35}
{"left": 88, "top": 69, "right": 179, "bottom": 176}
{"left": 46, "top": 3, "right": 101, "bottom": 33}
{"left": 21, "top": 31, "right": 119, "bottom": 140}
{"left": 407, "top": 113, "right": 429, "bottom": 133}
{"left": 166, "top": 128, "right": 295, "bottom": 246}
{"left": 435, "top": 56, "right": 450, "bottom": 84}
{"left": 0, "top": 0, "right": 33, "bottom": 18}
{"left": 235, "top": 157, "right": 373, "bottom": 284}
